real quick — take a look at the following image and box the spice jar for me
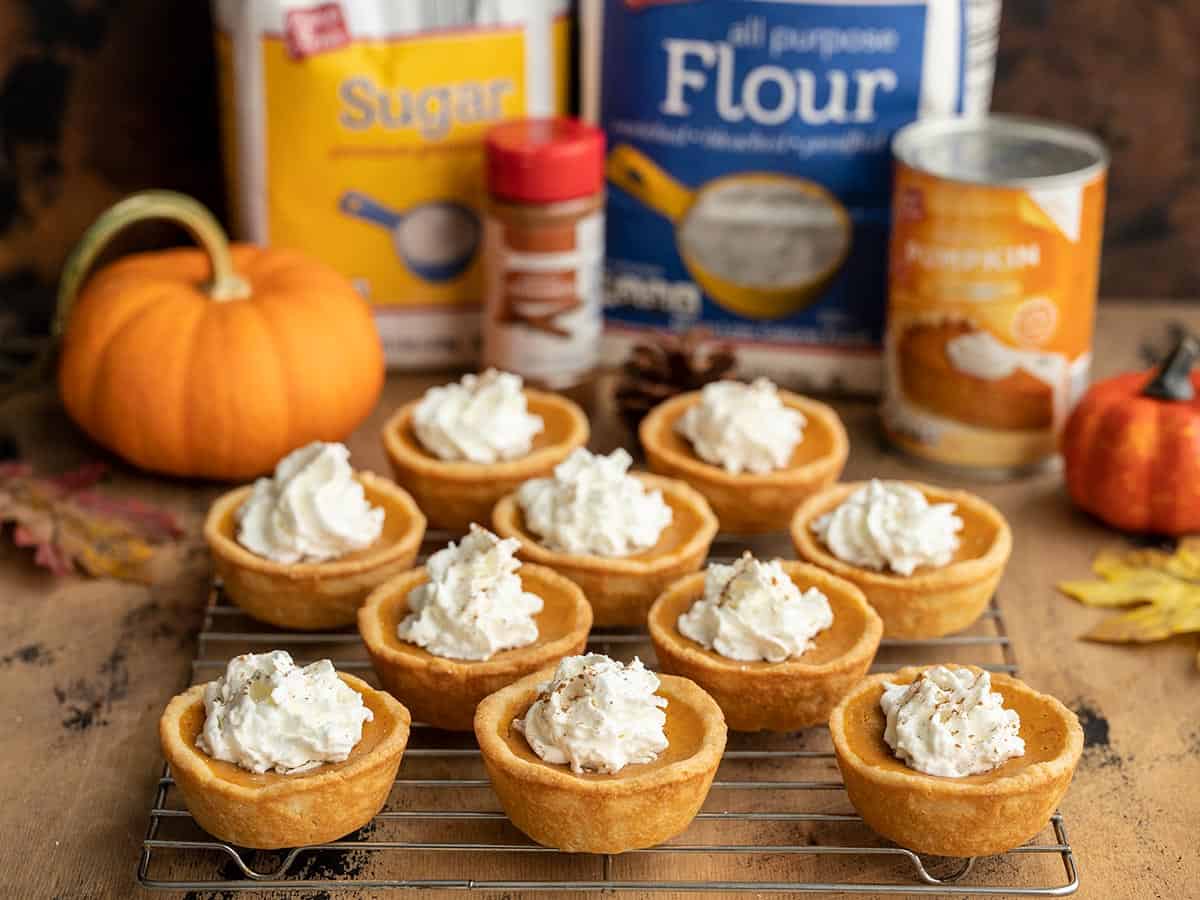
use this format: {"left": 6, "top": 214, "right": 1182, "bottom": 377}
{"left": 482, "top": 118, "right": 605, "bottom": 392}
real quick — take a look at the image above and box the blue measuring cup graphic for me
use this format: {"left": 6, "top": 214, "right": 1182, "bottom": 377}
{"left": 338, "top": 191, "right": 481, "bottom": 283}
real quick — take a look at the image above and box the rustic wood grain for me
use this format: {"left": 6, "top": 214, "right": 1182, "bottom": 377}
{"left": 0, "top": 302, "right": 1197, "bottom": 899}
{"left": 995, "top": 1, "right": 1200, "bottom": 298}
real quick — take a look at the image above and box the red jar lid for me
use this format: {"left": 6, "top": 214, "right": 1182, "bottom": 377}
{"left": 485, "top": 117, "right": 605, "bottom": 204}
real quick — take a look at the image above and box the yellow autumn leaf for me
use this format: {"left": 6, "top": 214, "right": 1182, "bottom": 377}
{"left": 60, "top": 512, "right": 159, "bottom": 582}
{"left": 1058, "top": 540, "right": 1200, "bottom": 668}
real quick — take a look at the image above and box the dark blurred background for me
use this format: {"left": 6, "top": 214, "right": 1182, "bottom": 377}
{"left": 0, "top": 0, "right": 1194, "bottom": 339}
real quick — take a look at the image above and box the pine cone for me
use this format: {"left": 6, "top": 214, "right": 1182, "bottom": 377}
{"left": 614, "top": 328, "right": 737, "bottom": 438}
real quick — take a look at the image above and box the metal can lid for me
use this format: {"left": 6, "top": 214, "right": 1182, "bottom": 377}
{"left": 893, "top": 114, "right": 1109, "bottom": 189}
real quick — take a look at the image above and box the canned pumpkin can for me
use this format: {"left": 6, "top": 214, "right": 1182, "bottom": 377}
{"left": 882, "top": 115, "right": 1108, "bottom": 475}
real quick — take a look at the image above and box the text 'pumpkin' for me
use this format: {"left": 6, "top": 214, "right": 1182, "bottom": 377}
{"left": 57, "top": 191, "right": 384, "bottom": 480}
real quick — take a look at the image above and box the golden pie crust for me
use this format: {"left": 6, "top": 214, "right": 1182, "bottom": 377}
{"left": 648, "top": 561, "right": 882, "bottom": 731}
{"left": 491, "top": 473, "right": 718, "bottom": 627}
{"left": 205, "top": 473, "right": 427, "bottom": 631}
{"left": 474, "top": 666, "right": 727, "bottom": 854}
{"left": 790, "top": 481, "right": 1011, "bottom": 638}
{"left": 159, "top": 672, "right": 411, "bottom": 850}
{"left": 357, "top": 563, "right": 592, "bottom": 731}
{"left": 897, "top": 319, "right": 1055, "bottom": 431}
{"left": 829, "top": 665, "right": 1083, "bottom": 857}
{"left": 640, "top": 388, "right": 849, "bottom": 534}
{"left": 381, "top": 388, "right": 589, "bottom": 531}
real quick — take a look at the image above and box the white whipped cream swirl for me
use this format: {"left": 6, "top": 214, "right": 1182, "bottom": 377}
{"left": 515, "top": 654, "right": 668, "bottom": 774}
{"left": 236, "top": 442, "right": 384, "bottom": 564}
{"left": 413, "top": 369, "right": 543, "bottom": 463}
{"left": 946, "top": 329, "right": 1067, "bottom": 386}
{"left": 881, "top": 666, "right": 1025, "bottom": 778}
{"left": 811, "top": 480, "right": 962, "bottom": 576}
{"left": 398, "top": 525, "right": 542, "bottom": 661}
{"left": 678, "top": 553, "right": 833, "bottom": 662}
{"left": 516, "top": 448, "right": 672, "bottom": 557}
{"left": 675, "top": 378, "right": 805, "bottom": 474}
{"left": 197, "top": 651, "right": 372, "bottom": 775}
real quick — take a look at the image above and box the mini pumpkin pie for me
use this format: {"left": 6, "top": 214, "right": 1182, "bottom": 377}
{"left": 160, "top": 651, "right": 411, "bottom": 850}
{"left": 830, "top": 664, "right": 1082, "bottom": 857}
{"left": 896, "top": 319, "right": 1062, "bottom": 431}
{"left": 205, "top": 442, "right": 426, "bottom": 630}
{"left": 381, "top": 369, "right": 589, "bottom": 531}
{"left": 649, "top": 556, "right": 882, "bottom": 731}
{"left": 358, "top": 526, "right": 592, "bottom": 730}
{"left": 791, "top": 479, "right": 1011, "bottom": 638}
{"left": 640, "top": 379, "right": 848, "bottom": 534}
{"left": 475, "top": 654, "right": 727, "bottom": 854}
{"left": 492, "top": 448, "right": 718, "bottom": 626}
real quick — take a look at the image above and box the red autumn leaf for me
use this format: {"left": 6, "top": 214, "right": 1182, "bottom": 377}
{"left": 0, "top": 462, "right": 183, "bottom": 582}
{"left": 44, "top": 462, "right": 108, "bottom": 493}
{"left": 70, "top": 491, "right": 183, "bottom": 541}
{"left": 0, "top": 462, "right": 32, "bottom": 480}
{"left": 13, "top": 523, "right": 72, "bottom": 575}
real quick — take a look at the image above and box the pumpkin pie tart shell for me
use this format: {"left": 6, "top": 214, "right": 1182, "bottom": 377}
{"left": 474, "top": 667, "right": 727, "bottom": 854}
{"left": 640, "top": 389, "right": 849, "bottom": 534}
{"left": 159, "top": 672, "right": 411, "bottom": 850}
{"left": 205, "top": 473, "right": 427, "bottom": 631}
{"left": 357, "top": 563, "right": 593, "bottom": 731}
{"left": 648, "top": 562, "right": 882, "bottom": 731}
{"left": 381, "top": 388, "right": 589, "bottom": 531}
{"left": 829, "top": 665, "right": 1083, "bottom": 857}
{"left": 790, "top": 481, "right": 1012, "bottom": 638}
{"left": 492, "top": 473, "right": 719, "bottom": 627}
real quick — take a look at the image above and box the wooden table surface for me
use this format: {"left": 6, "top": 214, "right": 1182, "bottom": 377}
{"left": 1, "top": 301, "right": 1197, "bottom": 900}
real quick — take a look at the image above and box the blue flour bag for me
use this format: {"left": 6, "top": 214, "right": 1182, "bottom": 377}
{"left": 586, "top": 0, "right": 1000, "bottom": 393}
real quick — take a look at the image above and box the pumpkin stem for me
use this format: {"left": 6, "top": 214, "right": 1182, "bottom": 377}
{"left": 53, "top": 190, "right": 250, "bottom": 338}
{"left": 1142, "top": 333, "right": 1200, "bottom": 402}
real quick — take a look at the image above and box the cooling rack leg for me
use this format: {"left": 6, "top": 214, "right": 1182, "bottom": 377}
{"left": 1053, "top": 814, "right": 1081, "bottom": 894}
{"left": 910, "top": 854, "right": 976, "bottom": 885}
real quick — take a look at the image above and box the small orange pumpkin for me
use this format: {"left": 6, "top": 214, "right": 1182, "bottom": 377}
{"left": 1061, "top": 335, "right": 1200, "bottom": 534}
{"left": 57, "top": 191, "right": 384, "bottom": 480}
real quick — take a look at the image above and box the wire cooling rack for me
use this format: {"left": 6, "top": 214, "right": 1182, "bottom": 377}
{"left": 137, "top": 531, "right": 1079, "bottom": 895}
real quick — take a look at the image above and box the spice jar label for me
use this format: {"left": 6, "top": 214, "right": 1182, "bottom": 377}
{"left": 483, "top": 212, "right": 604, "bottom": 388}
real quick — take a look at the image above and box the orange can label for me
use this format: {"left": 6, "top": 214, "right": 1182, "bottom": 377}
{"left": 883, "top": 160, "right": 1107, "bottom": 471}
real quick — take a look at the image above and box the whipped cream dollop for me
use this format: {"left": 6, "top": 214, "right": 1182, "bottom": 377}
{"left": 811, "top": 479, "right": 962, "bottom": 576}
{"left": 675, "top": 378, "right": 806, "bottom": 475}
{"left": 196, "top": 651, "right": 373, "bottom": 775}
{"left": 946, "top": 329, "right": 1067, "bottom": 387}
{"left": 678, "top": 553, "right": 833, "bottom": 662}
{"left": 397, "top": 525, "right": 542, "bottom": 661}
{"left": 516, "top": 448, "right": 672, "bottom": 557}
{"left": 880, "top": 665, "right": 1025, "bottom": 778}
{"left": 412, "top": 369, "right": 543, "bottom": 464}
{"left": 236, "top": 442, "right": 384, "bottom": 564}
{"left": 515, "top": 654, "right": 668, "bottom": 774}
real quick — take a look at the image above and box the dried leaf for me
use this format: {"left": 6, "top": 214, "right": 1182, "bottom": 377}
{"left": 1058, "top": 539, "right": 1200, "bottom": 668}
{"left": 0, "top": 462, "right": 182, "bottom": 582}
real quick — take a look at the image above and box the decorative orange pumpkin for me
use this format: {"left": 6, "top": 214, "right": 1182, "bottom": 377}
{"left": 56, "top": 191, "right": 384, "bottom": 480}
{"left": 1061, "top": 335, "right": 1200, "bottom": 534}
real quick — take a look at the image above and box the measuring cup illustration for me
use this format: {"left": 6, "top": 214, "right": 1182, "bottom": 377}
{"left": 338, "top": 190, "right": 481, "bottom": 283}
{"left": 606, "top": 144, "right": 852, "bottom": 320}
